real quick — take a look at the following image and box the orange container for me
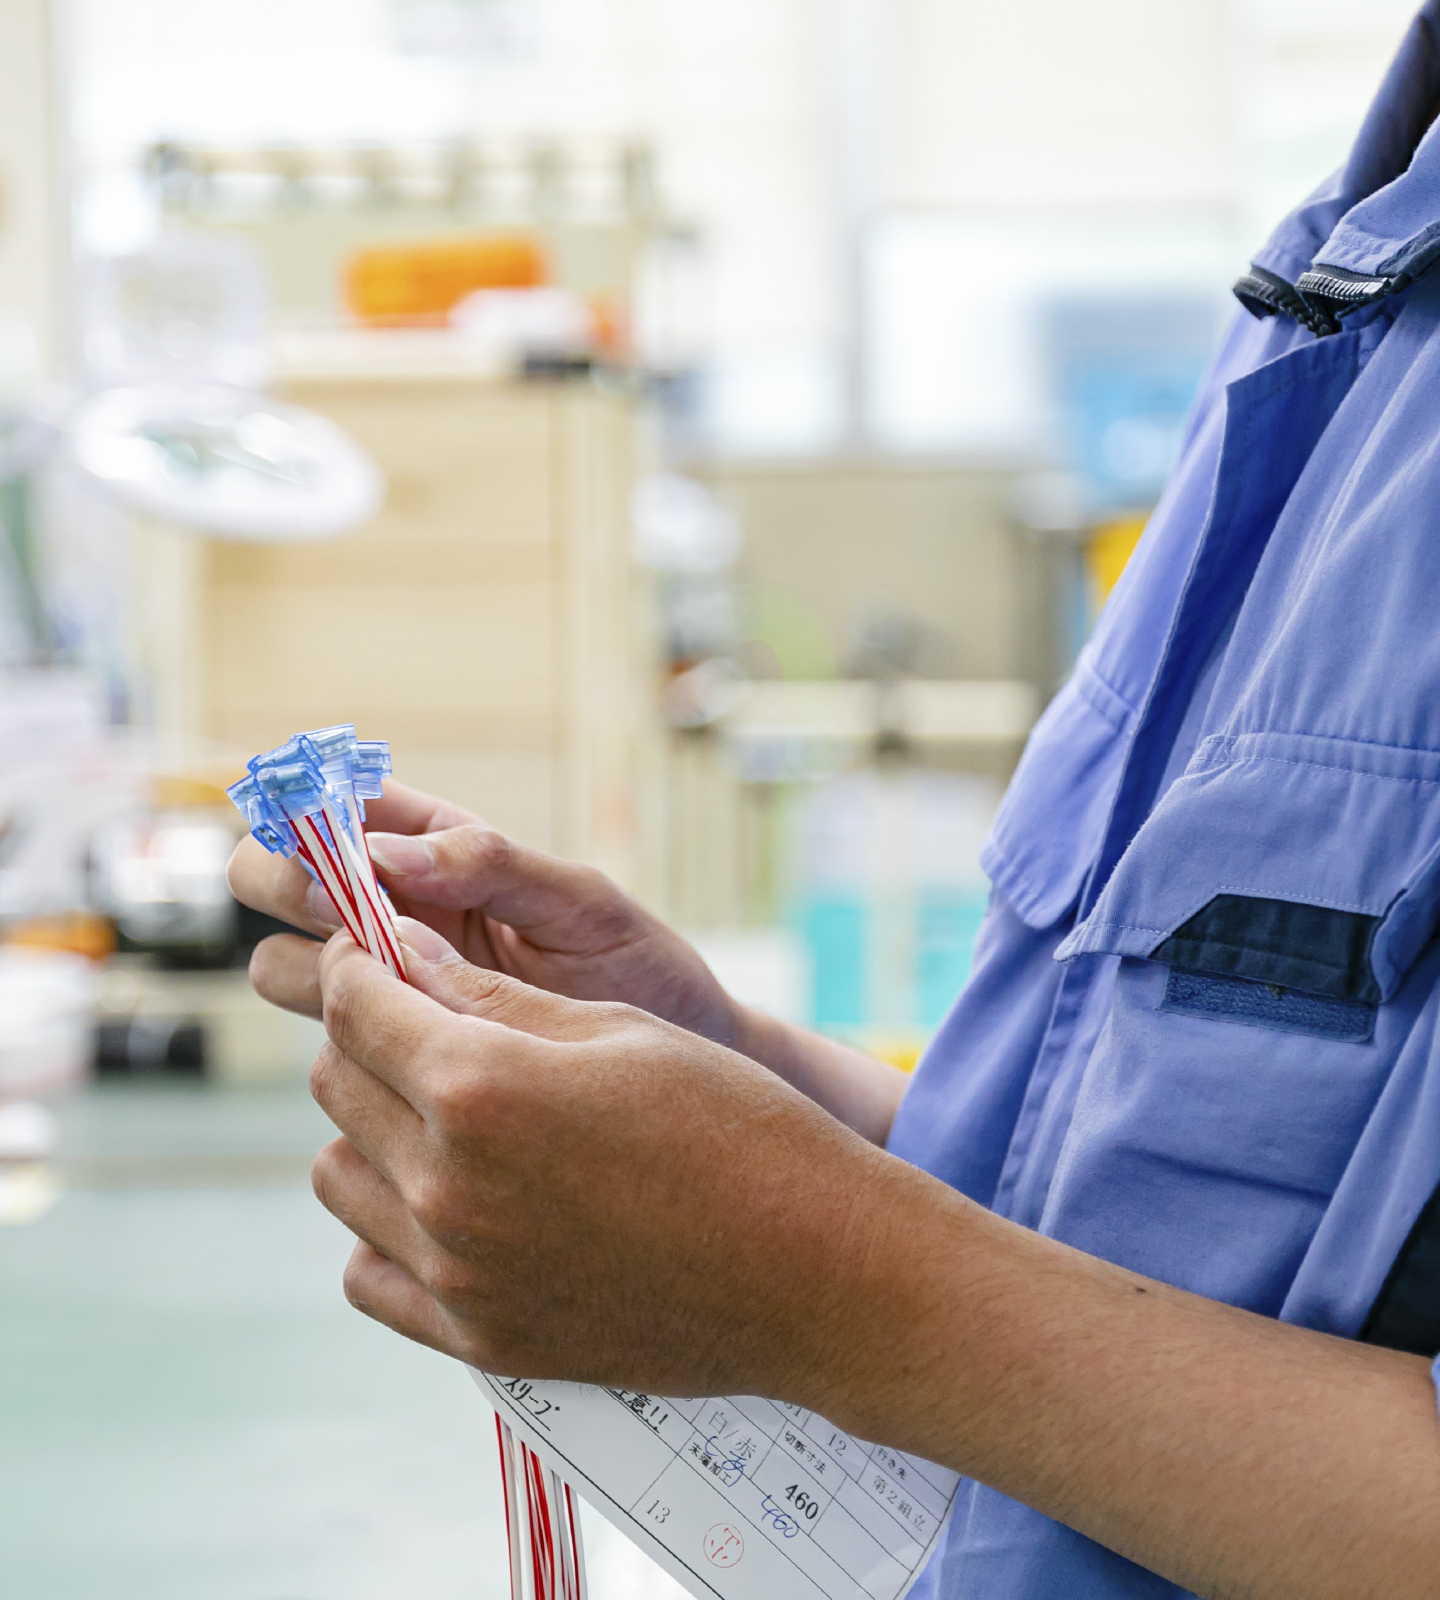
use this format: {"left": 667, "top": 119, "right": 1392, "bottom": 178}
{"left": 344, "top": 233, "right": 548, "bottom": 324}
{"left": 2, "top": 910, "right": 115, "bottom": 963}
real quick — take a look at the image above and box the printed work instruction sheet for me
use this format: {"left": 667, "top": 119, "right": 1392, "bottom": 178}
{"left": 474, "top": 1372, "right": 959, "bottom": 1600}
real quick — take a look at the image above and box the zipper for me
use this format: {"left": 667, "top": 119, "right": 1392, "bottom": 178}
{"left": 1232, "top": 264, "right": 1341, "bottom": 337}
{"left": 1293, "top": 262, "right": 1404, "bottom": 319}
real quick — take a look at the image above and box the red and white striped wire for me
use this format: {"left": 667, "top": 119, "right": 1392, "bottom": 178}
{"left": 496, "top": 1418, "right": 587, "bottom": 1600}
{"left": 303, "top": 805, "right": 587, "bottom": 1597}
{"left": 295, "top": 809, "right": 407, "bottom": 981}
{"left": 305, "top": 819, "right": 592, "bottom": 1593}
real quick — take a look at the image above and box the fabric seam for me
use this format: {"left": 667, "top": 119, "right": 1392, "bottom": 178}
{"left": 1195, "top": 728, "right": 1440, "bottom": 761}
{"left": 1188, "top": 752, "right": 1440, "bottom": 786}
{"left": 1070, "top": 663, "right": 1134, "bottom": 732}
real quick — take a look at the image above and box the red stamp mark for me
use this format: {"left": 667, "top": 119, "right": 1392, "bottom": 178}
{"left": 704, "top": 1523, "right": 745, "bottom": 1567}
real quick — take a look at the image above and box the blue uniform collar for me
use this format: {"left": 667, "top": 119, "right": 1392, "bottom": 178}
{"left": 1238, "top": 0, "right": 1440, "bottom": 334}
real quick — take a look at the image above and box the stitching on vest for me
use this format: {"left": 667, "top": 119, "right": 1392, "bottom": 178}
{"left": 1191, "top": 732, "right": 1440, "bottom": 759}
{"left": 1189, "top": 752, "right": 1440, "bottom": 786}
{"left": 1070, "top": 917, "right": 1174, "bottom": 942}
{"left": 1081, "top": 894, "right": 1384, "bottom": 944}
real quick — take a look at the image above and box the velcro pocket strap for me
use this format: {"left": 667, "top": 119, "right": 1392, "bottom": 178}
{"left": 1159, "top": 969, "right": 1377, "bottom": 1043}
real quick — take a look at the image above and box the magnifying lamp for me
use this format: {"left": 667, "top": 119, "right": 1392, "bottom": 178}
{"left": 69, "top": 382, "right": 382, "bottom": 541}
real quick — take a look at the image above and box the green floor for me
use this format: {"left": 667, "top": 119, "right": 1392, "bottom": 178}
{"left": 2, "top": 1082, "right": 682, "bottom": 1600}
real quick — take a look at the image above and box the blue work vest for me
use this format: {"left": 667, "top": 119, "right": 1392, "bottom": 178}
{"left": 889, "top": 6, "right": 1440, "bottom": 1595}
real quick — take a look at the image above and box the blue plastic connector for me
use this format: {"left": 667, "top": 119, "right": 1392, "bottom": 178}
{"left": 233, "top": 727, "right": 392, "bottom": 867}
{"left": 352, "top": 739, "right": 392, "bottom": 805}
{"left": 254, "top": 754, "right": 329, "bottom": 822}
{"left": 303, "top": 723, "right": 359, "bottom": 792}
{"left": 226, "top": 771, "right": 297, "bottom": 856}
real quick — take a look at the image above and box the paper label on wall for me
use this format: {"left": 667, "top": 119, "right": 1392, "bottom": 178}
{"left": 472, "top": 1371, "right": 959, "bottom": 1600}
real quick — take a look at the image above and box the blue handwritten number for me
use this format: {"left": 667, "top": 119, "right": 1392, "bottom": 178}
{"left": 759, "top": 1495, "right": 801, "bottom": 1539}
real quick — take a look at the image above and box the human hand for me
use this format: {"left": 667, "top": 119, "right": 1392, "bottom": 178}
{"left": 305, "top": 929, "right": 1440, "bottom": 1600}
{"left": 227, "top": 779, "right": 736, "bottom": 1046}
{"left": 306, "top": 924, "right": 906, "bottom": 1404}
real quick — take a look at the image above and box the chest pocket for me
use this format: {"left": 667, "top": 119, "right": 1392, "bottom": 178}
{"left": 1037, "top": 730, "right": 1440, "bottom": 1323}
{"left": 1057, "top": 730, "right": 1440, "bottom": 1029}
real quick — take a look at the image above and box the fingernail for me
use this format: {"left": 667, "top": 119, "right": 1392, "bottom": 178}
{"left": 368, "top": 834, "right": 434, "bottom": 879}
{"left": 395, "top": 916, "right": 458, "bottom": 965}
{"left": 304, "top": 879, "right": 342, "bottom": 929}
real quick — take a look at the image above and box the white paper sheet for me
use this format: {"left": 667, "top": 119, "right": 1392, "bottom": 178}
{"left": 473, "top": 1373, "right": 958, "bottom": 1600}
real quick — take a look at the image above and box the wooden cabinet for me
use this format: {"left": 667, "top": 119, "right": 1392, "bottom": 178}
{"left": 138, "top": 357, "right": 662, "bottom": 898}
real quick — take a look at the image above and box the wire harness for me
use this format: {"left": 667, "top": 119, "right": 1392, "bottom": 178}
{"left": 229, "top": 728, "right": 588, "bottom": 1599}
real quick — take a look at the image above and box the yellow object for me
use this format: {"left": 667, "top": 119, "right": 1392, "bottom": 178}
{"left": 1086, "top": 515, "right": 1147, "bottom": 606}
{"left": 150, "top": 774, "right": 235, "bottom": 810}
{"left": 3, "top": 911, "right": 115, "bottom": 963}
{"left": 867, "top": 1036, "right": 926, "bottom": 1074}
{"left": 344, "top": 233, "right": 547, "bottom": 324}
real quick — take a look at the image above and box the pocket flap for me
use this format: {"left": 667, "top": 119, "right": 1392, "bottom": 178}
{"left": 1056, "top": 731, "right": 1440, "bottom": 1001}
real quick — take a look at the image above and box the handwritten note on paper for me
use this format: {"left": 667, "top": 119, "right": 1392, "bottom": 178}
{"left": 472, "top": 1373, "right": 959, "bottom": 1600}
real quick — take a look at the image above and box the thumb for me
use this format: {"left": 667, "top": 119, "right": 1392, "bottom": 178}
{"left": 394, "top": 917, "right": 618, "bottom": 1043}
{"left": 368, "top": 825, "right": 620, "bottom": 943}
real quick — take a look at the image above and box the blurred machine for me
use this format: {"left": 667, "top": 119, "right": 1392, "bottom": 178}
{"left": 72, "top": 138, "right": 674, "bottom": 898}
{"left": 629, "top": 461, "right": 1045, "bottom": 1057}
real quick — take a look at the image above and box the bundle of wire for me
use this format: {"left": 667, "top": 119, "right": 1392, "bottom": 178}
{"left": 497, "top": 1417, "right": 589, "bottom": 1600}
{"left": 229, "top": 725, "right": 588, "bottom": 1600}
{"left": 228, "top": 725, "right": 405, "bottom": 979}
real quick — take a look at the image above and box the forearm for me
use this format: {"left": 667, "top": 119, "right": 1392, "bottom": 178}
{"left": 801, "top": 1159, "right": 1440, "bottom": 1600}
{"left": 728, "top": 1000, "right": 910, "bottom": 1145}
{"left": 301, "top": 922, "right": 1440, "bottom": 1597}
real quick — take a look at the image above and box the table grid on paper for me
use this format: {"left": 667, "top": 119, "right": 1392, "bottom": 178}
{"left": 608, "top": 1391, "right": 960, "bottom": 1600}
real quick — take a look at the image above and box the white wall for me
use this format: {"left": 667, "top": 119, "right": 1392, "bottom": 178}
{"left": 0, "top": 0, "right": 65, "bottom": 378}
{"left": 1234, "top": 0, "right": 1425, "bottom": 239}
{"left": 891, "top": 0, "right": 1233, "bottom": 210}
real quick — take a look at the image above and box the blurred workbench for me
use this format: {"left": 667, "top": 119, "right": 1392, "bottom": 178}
{"left": 662, "top": 678, "right": 1039, "bottom": 930}
{"left": 135, "top": 331, "right": 663, "bottom": 898}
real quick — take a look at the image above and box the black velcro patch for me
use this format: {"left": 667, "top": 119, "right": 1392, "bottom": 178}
{"left": 1150, "top": 894, "right": 1380, "bottom": 1003}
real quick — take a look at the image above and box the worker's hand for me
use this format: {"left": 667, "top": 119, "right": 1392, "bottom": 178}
{"left": 227, "top": 779, "right": 736, "bottom": 1046}
{"left": 307, "top": 925, "right": 896, "bottom": 1401}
